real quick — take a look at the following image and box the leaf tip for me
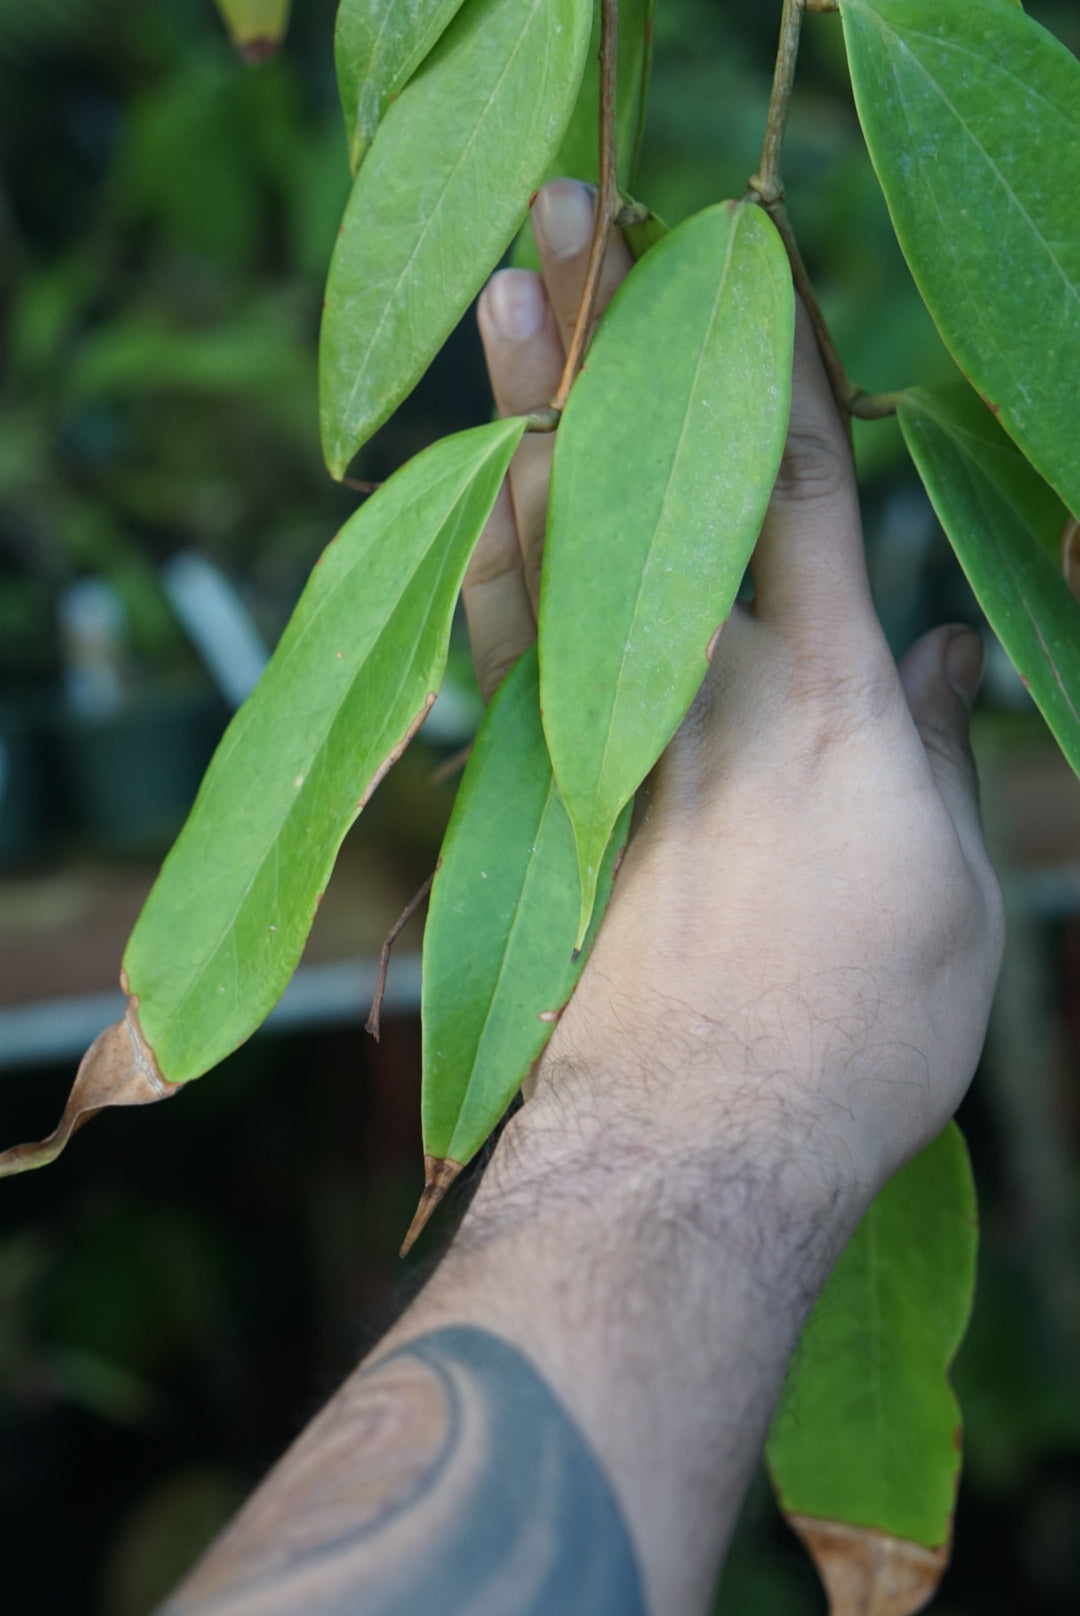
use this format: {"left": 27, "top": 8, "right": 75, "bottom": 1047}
{"left": 0, "top": 997, "right": 179, "bottom": 1178}
{"left": 399, "top": 1155, "right": 463, "bottom": 1257}
{"left": 787, "top": 1515, "right": 948, "bottom": 1616}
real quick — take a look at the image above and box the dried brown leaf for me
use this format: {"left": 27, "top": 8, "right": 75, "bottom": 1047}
{"left": 399, "top": 1155, "right": 463, "bottom": 1257}
{"left": 789, "top": 1516, "right": 948, "bottom": 1616}
{"left": 0, "top": 995, "right": 178, "bottom": 1177}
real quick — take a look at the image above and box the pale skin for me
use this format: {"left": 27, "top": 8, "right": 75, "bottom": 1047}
{"left": 160, "top": 182, "right": 1004, "bottom": 1616}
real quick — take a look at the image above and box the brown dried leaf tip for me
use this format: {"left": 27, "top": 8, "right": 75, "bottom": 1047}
{"left": 789, "top": 1516, "right": 948, "bottom": 1616}
{"left": 0, "top": 996, "right": 179, "bottom": 1178}
{"left": 399, "top": 1155, "right": 464, "bottom": 1258}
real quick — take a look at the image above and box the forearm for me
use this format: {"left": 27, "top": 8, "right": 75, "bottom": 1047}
{"left": 162, "top": 1069, "right": 866, "bottom": 1616}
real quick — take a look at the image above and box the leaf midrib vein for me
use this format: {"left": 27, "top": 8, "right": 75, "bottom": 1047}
{"left": 340, "top": 0, "right": 548, "bottom": 430}
{"left": 161, "top": 482, "right": 481, "bottom": 1030}
{"left": 857, "top": 4, "right": 1080, "bottom": 314}
{"left": 587, "top": 212, "right": 743, "bottom": 854}
{"left": 445, "top": 775, "right": 562, "bottom": 1157}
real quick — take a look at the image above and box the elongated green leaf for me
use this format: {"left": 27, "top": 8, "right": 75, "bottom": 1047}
{"left": 767, "top": 1125, "right": 977, "bottom": 1598}
{"left": 841, "top": 0, "right": 1080, "bottom": 519}
{"left": 899, "top": 384, "right": 1080, "bottom": 776}
{"left": 213, "top": 0, "right": 290, "bottom": 61}
{"left": 539, "top": 201, "right": 793, "bottom": 940}
{"left": 335, "top": 0, "right": 467, "bottom": 176}
{"left": 123, "top": 418, "right": 525, "bottom": 1084}
{"left": 554, "top": 0, "right": 652, "bottom": 191}
{"left": 511, "top": 0, "right": 654, "bottom": 271}
{"left": 422, "top": 648, "right": 630, "bottom": 1167}
{"left": 320, "top": 0, "right": 592, "bottom": 480}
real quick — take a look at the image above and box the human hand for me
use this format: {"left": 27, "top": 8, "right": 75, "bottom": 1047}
{"left": 467, "top": 180, "right": 1003, "bottom": 1215}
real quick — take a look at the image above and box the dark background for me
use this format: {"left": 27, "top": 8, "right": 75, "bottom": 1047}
{"left": 1, "top": 1, "right": 1079, "bottom": 1610}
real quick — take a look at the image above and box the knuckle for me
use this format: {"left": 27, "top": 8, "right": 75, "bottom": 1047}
{"left": 919, "top": 717, "right": 979, "bottom": 794}
{"left": 476, "top": 637, "right": 531, "bottom": 703}
{"left": 772, "top": 428, "right": 851, "bottom": 505}
{"left": 464, "top": 530, "right": 521, "bottom": 591}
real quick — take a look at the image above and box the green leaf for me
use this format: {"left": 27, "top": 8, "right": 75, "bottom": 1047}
{"left": 421, "top": 647, "right": 631, "bottom": 1166}
{"left": 320, "top": 0, "right": 592, "bottom": 480}
{"left": 334, "top": 0, "right": 467, "bottom": 176}
{"left": 767, "top": 1124, "right": 977, "bottom": 1551}
{"left": 212, "top": 0, "right": 290, "bottom": 61}
{"left": 553, "top": 0, "right": 653, "bottom": 192}
{"left": 840, "top": 0, "right": 1080, "bottom": 519}
{"left": 898, "top": 384, "right": 1080, "bottom": 776}
{"left": 509, "top": 0, "right": 654, "bottom": 271}
{"left": 539, "top": 201, "right": 793, "bottom": 941}
{"left": 123, "top": 418, "right": 525, "bottom": 1084}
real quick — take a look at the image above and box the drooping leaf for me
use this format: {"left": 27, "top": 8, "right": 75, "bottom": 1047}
{"left": 0, "top": 1003, "right": 178, "bottom": 1179}
{"left": 767, "top": 1125, "right": 978, "bottom": 1611}
{"left": 539, "top": 201, "right": 793, "bottom": 940}
{"left": 334, "top": 0, "right": 467, "bottom": 176}
{"left": 840, "top": 0, "right": 1080, "bottom": 519}
{"left": 421, "top": 646, "right": 631, "bottom": 1170}
{"left": 898, "top": 384, "right": 1080, "bottom": 778}
{"left": 212, "top": 0, "right": 290, "bottom": 62}
{"left": 511, "top": 0, "right": 654, "bottom": 270}
{"left": 320, "top": 0, "right": 592, "bottom": 480}
{"left": 119, "top": 418, "right": 524, "bottom": 1087}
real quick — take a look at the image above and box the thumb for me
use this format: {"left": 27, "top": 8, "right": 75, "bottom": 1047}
{"left": 897, "top": 625, "right": 985, "bottom": 846}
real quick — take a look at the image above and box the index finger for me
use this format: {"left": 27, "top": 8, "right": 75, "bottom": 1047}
{"left": 750, "top": 300, "right": 879, "bottom": 649}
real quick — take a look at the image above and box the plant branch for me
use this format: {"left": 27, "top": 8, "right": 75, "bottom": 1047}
{"left": 552, "top": 0, "right": 619, "bottom": 412}
{"left": 365, "top": 873, "right": 434, "bottom": 1041}
{"left": 748, "top": 0, "right": 804, "bottom": 208}
{"left": 747, "top": 0, "right": 896, "bottom": 427}
{"left": 762, "top": 197, "right": 853, "bottom": 414}
{"left": 747, "top": 0, "right": 850, "bottom": 407}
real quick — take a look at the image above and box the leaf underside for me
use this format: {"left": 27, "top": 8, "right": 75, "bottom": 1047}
{"left": 768, "top": 1125, "right": 977, "bottom": 1582}
{"left": 319, "top": 0, "right": 592, "bottom": 479}
{"left": 539, "top": 199, "right": 793, "bottom": 940}
{"left": 421, "top": 647, "right": 631, "bottom": 1167}
{"left": 841, "top": 0, "right": 1080, "bottom": 519}
{"left": 899, "top": 384, "right": 1080, "bottom": 778}
{"left": 122, "top": 417, "right": 524, "bottom": 1085}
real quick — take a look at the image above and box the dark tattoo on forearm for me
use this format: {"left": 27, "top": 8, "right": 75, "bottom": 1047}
{"left": 162, "top": 1327, "right": 647, "bottom": 1615}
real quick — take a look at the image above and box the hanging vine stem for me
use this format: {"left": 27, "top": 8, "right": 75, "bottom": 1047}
{"left": 365, "top": 873, "right": 434, "bottom": 1041}
{"left": 748, "top": 0, "right": 896, "bottom": 423}
{"left": 551, "top": 0, "right": 620, "bottom": 414}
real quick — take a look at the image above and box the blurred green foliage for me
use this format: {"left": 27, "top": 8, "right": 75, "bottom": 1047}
{"left": 0, "top": 0, "right": 354, "bottom": 684}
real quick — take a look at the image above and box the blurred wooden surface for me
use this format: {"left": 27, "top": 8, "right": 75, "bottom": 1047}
{"left": 0, "top": 835, "right": 423, "bottom": 1009}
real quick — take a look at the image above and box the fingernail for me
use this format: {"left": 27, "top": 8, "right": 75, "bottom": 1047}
{"left": 533, "top": 181, "right": 595, "bottom": 260}
{"left": 485, "top": 269, "right": 546, "bottom": 341}
{"left": 945, "top": 628, "right": 983, "bottom": 712}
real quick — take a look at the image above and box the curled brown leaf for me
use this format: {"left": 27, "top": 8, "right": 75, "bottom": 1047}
{"left": 0, "top": 996, "right": 179, "bottom": 1178}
